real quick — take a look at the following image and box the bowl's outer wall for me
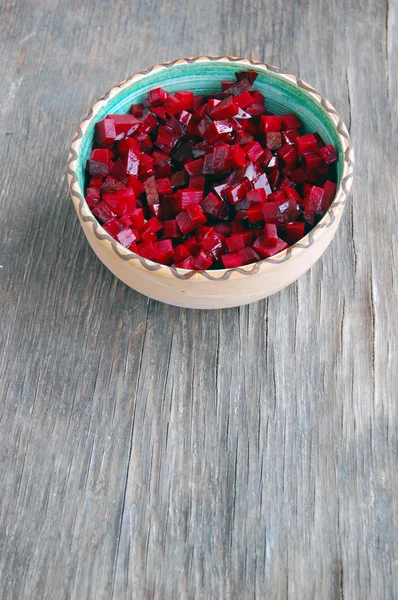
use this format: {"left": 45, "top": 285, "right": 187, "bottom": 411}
{"left": 69, "top": 58, "right": 353, "bottom": 308}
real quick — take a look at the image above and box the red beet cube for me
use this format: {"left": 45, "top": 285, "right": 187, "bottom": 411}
{"left": 156, "top": 126, "right": 178, "bottom": 153}
{"left": 164, "top": 94, "right": 184, "bottom": 116}
{"left": 184, "top": 158, "right": 204, "bottom": 176}
{"left": 175, "top": 90, "right": 194, "bottom": 111}
{"left": 225, "top": 178, "right": 252, "bottom": 205}
{"left": 95, "top": 117, "right": 117, "bottom": 145}
{"left": 156, "top": 177, "right": 172, "bottom": 196}
{"left": 115, "top": 227, "right": 137, "bottom": 248}
{"left": 288, "top": 168, "right": 307, "bottom": 184}
{"left": 187, "top": 202, "right": 206, "bottom": 226}
{"left": 144, "top": 176, "right": 159, "bottom": 206}
{"left": 200, "top": 192, "right": 224, "bottom": 218}
{"left": 205, "top": 120, "right": 233, "bottom": 144}
{"left": 103, "top": 188, "right": 136, "bottom": 216}
{"left": 135, "top": 241, "right": 155, "bottom": 260}
{"left": 174, "top": 244, "right": 190, "bottom": 263}
{"left": 266, "top": 132, "right": 282, "bottom": 150}
{"left": 283, "top": 187, "right": 302, "bottom": 204}
{"left": 284, "top": 222, "right": 306, "bottom": 244}
{"left": 235, "top": 91, "right": 253, "bottom": 109}
{"left": 253, "top": 235, "right": 288, "bottom": 258}
{"left": 163, "top": 219, "right": 179, "bottom": 239}
{"left": 109, "top": 158, "right": 127, "bottom": 182}
{"left": 227, "top": 144, "right": 246, "bottom": 168}
{"left": 171, "top": 170, "right": 188, "bottom": 189}
{"left": 154, "top": 239, "right": 174, "bottom": 265}
{"left": 130, "top": 104, "right": 144, "bottom": 118}
{"left": 201, "top": 229, "right": 224, "bottom": 253}
{"left": 192, "top": 250, "right": 213, "bottom": 270}
{"left": 209, "top": 96, "right": 239, "bottom": 120}
{"left": 238, "top": 246, "right": 261, "bottom": 264}
{"left": 189, "top": 175, "right": 205, "bottom": 190}
{"left": 176, "top": 211, "right": 195, "bottom": 234}
{"left": 212, "top": 144, "right": 230, "bottom": 173}
{"left": 86, "top": 159, "right": 109, "bottom": 177}
{"left": 282, "top": 129, "right": 300, "bottom": 146}
{"left": 221, "top": 252, "right": 244, "bottom": 268}
{"left": 295, "top": 133, "right": 318, "bottom": 155}
{"left": 180, "top": 188, "right": 203, "bottom": 209}
{"left": 244, "top": 141, "right": 264, "bottom": 163}
{"left": 124, "top": 208, "right": 144, "bottom": 230}
{"left": 247, "top": 188, "right": 267, "bottom": 204}
{"left": 278, "top": 143, "right": 298, "bottom": 168}
{"left": 318, "top": 144, "right": 338, "bottom": 165}
{"left": 118, "top": 137, "right": 141, "bottom": 154}
{"left": 121, "top": 149, "right": 140, "bottom": 176}
{"left": 303, "top": 185, "right": 325, "bottom": 224}
{"left": 103, "top": 217, "right": 121, "bottom": 237}
{"left": 281, "top": 114, "right": 302, "bottom": 130}
{"left": 322, "top": 180, "right": 337, "bottom": 211}
{"left": 303, "top": 151, "right": 323, "bottom": 172}
{"left": 260, "top": 115, "right": 282, "bottom": 132}
{"left": 147, "top": 87, "right": 169, "bottom": 106}
{"left": 86, "top": 187, "right": 101, "bottom": 208}
{"left": 92, "top": 202, "right": 117, "bottom": 223}
{"left": 175, "top": 256, "right": 195, "bottom": 269}
{"left": 264, "top": 224, "right": 279, "bottom": 246}
{"left": 247, "top": 204, "right": 265, "bottom": 222}
{"left": 112, "top": 114, "right": 141, "bottom": 137}
{"left": 184, "top": 236, "right": 200, "bottom": 255}
{"left": 89, "top": 176, "right": 103, "bottom": 188}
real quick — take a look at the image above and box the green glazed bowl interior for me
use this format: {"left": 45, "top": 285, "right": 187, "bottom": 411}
{"left": 76, "top": 60, "right": 344, "bottom": 195}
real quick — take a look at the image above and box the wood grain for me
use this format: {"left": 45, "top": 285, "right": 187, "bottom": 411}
{"left": 0, "top": 0, "right": 397, "bottom": 598}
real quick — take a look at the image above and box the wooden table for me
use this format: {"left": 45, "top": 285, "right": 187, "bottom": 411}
{"left": 1, "top": 1, "right": 397, "bottom": 598}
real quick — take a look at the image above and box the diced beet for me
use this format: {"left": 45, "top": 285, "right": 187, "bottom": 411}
{"left": 147, "top": 87, "right": 169, "bottom": 106}
{"left": 264, "top": 224, "right": 279, "bottom": 246}
{"left": 144, "top": 176, "right": 159, "bottom": 207}
{"left": 186, "top": 202, "right": 206, "bottom": 226}
{"left": 247, "top": 188, "right": 267, "bottom": 204}
{"left": 288, "top": 168, "right": 307, "bottom": 184}
{"left": 322, "top": 180, "right": 337, "bottom": 211}
{"left": 156, "top": 177, "right": 172, "bottom": 196}
{"left": 235, "top": 70, "right": 258, "bottom": 84}
{"left": 277, "top": 143, "right": 298, "bottom": 168}
{"left": 209, "top": 96, "right": 239, "bottom": 120}
{"left": 92, "top": 202, "right": 117, "bottom": 223}
{"left": 111, "top": 114, "right": 141, "bottom": 137}
{"left": 282, "top": 129, "right": 300, "bottom": 146}
{"left": 201, "top": 229, "right": 224, "bottom": 253}
{"left": 266, "top": 132, "right": 282, "bottom": 150}
{"left": 130, "top": 104, "right": 144, "bottom": 118}
{"left": 103, "top": 188, "right": 136, "bottom": 216}
{"left": 281, "top": 114, "right": 302, "bottom": 130}
{"left": 175, "top": 211, "right": 194, "bottom": 234}
{"left": 221, "top": 252, "right": 244, "bottom": 268}
{"left": 226, "top": 232, "right": 252, "bottom": 252}
{"left": 212, "top": 144, "right": 230, "bottom": 173}
{"left": 200, "top": 192, "right": 223, "bottom": 219}
{"left": 303, "top": 151, "right": 324, "bottom": 172}
{"left": 192, "top": 250, "right": 213, "bottom": 270}
{"left": 100, "top": 176, "right": 125, "bottom": 193}
{"left": 171, "top": 170, "right": 188, "bottom": 189}
{"left": 126, "top": 175, "right": 145, "bottom": 198}
{"left": 238, "top": 246, "right": 261, "bottom": 264}
{"left": 118, "top": 137, "right": 141, "bottom": 154}
{"left": 244, "top": 141, "right": 264, "bottom": 163}
{"left": 150, "top": 106, "right": 167, "bottom": 121}
{"left": 318, "top": 144, "right": 338, "bottom": 165}
{"left": 221, "top": 81, "right": 235, "bottom": 91}
{"left": 260, "top": 115, "right": 282, "bottom": 132}
{"left": 247, "top": 204, "right": 265, "bottom": 223}
{"left": 124, "top": 208, "right": 145, "bottom": 230}
{"left": 295, "top": 133, "right": 318, "bottom": 155}
{"left": 184, "top": 157, "right": 204, "bottom": 176}
{"left": 154, "top": 239, "right": 174, "bottom": 265}
{"left": 155, "top": 125, "right": 178, "bottom": 153}
{"left": 103, "top": 217, "right": 122, "bottom": 237}
{"left": 163, "top": 219, "right": 179, "bottom": 239}
{"left": 180, "top": 188, "right": 203, "bottom": 209}
{"left": 228, "top": 144, "right": 246, "bottom": 168}
{"left": 303, "top": 186, "right": 325, "bottom": 224}
{"left": 175, "top": 90, "right": 194, "bottom": 111}
{"left": 253, "top": 172, "right": 272, "bottom": 195}
{"left": 184, "top": 236, "right": 200, "bottom": 255}
{"left": 175, "top": 256, "right": 195, "bottom": 269}
{"left": 234, "top": 91, "right": 253, "bottom": 108}
{"left": 283, "top": 187, "right": 302, "bottom": 204}
{"left": 174, "top": 244, "right": 190, "bottom": 263}
{"left": 89, "top": 176, "right": 103, "bottom": 188}
{"left": 221, "top": 77, "right": 252, "bottom": 97}
{"left": 121, "top": 149, "right": 140, "bottom": 176}
{"left": 135, "top": 241, "right": 155, "bottom": 260}
{"left": 95, "top": 117, "right": 117, "bottom": 145}
{"left": 284, "top": 222, "right": 306, "bottom": 244}
{"left": 189, "top": 174, "right": 205, "bottom": 190}
{"left": 225, "top": 178, "right": 252, "bottom": 205}
{"left": 115, "top": 227, "right": 137, "bottom": 248}
{"left": 164, "top": 94, "right": 184, "bottom": 116}
{"left": 86, "top": 159, "right": 109, "bottom": 177}
{"left": 86, "top": 187, "right": 101, "bottom": 208}
{"left": 253, "top": 235, "right": 288, "bottom": 258}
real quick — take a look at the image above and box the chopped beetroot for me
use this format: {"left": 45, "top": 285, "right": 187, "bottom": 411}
{"left": 86, "top": 72, "right": 338, "bottom": 269}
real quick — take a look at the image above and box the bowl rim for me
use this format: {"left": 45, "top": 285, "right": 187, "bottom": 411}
{"left": 67, "top": 56, "right": 354, "bottom": 281}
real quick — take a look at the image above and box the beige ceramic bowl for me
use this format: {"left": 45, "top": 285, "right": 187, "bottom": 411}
{"left": 67, "top": 56, "right": 354, "bottom": 309}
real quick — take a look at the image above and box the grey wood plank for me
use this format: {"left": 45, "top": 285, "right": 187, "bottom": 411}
{"left": 0, "top": 0, "right": 397, "bottom": 598}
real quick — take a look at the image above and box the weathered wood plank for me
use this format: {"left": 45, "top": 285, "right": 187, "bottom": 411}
{"left": 0, "top": 0, "right": 397, "bottom": 598}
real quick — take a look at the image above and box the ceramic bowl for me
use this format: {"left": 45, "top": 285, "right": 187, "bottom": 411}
{"left": 67, "top": 56, "right": 354, "bottom": 309}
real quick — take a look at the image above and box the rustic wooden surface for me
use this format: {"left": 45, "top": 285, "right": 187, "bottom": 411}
{"left": 0, "top": 0, "right": 397, "bottom": 598}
